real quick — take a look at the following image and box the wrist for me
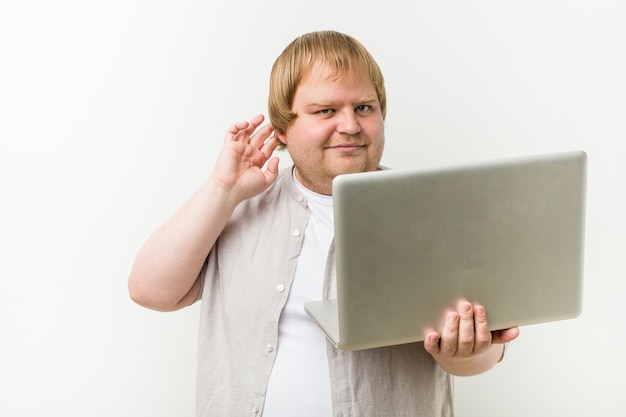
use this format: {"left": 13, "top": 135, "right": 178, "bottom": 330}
{"left": 205, "top": 176, "right": 244, "bottom": 209}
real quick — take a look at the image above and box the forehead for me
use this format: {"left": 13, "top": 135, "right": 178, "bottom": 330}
{"left": 300, "top": 59, "right": 370, "bottom": 85}
{"left": 297, "top": 61, "right": 374, "bottom": 95}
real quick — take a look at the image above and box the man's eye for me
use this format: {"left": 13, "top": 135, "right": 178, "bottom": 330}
{"left": 319, "top": 109, "right": 333, "bottom": 115}
{"left": 356, "top": 105, "right": 370, "bottom": 112}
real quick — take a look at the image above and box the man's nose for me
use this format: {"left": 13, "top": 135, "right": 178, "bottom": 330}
{"left": 336, "top": 110, "right": 361, "bottom": 135}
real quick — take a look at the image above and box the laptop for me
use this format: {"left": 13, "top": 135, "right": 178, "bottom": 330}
{"left": 304, "top": 150, "right": 587, "bottom": 351}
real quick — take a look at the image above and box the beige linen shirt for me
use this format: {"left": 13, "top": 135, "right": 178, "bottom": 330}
{"left": 196, "top": 167, "right": 453, "bottom": 417}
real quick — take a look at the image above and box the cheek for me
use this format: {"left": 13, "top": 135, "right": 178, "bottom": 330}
{"left": 363, "top": 117, "right": 385, "bottom": 137}
{"left": 290, "top": 121, "right": 334, "bottom": 146}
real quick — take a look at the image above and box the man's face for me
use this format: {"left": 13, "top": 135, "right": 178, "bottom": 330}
{"left": 276, "top": 62, "right": 385, "bottom": 195}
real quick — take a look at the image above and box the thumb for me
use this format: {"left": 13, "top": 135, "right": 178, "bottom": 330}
{"left": 492, "top": 326, "right": 520, "bottom": 344}
{"left": 263, "top": 157, "right": 280, "bottom": 185}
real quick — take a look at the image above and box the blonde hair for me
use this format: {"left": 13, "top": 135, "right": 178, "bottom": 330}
{"left": 268, "top": 31, "right": 386, "bottom": 135}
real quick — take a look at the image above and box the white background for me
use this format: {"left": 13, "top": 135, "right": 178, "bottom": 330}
{"left": 1, "top": 1, "right": 624, "bottom": 416}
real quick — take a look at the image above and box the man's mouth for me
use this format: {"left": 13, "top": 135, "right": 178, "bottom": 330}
{"left": 327, "top": 143, "right": 366, "bottom": 152}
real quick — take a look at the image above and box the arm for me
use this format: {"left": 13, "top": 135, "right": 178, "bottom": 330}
{"left": 423, "top": 301, "right": 520, "bottom": 376}
{"left": 128, "top": 114, "right": 280, "bottom": 311}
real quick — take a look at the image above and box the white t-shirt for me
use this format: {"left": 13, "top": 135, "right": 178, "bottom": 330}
{"left": 262, "top": 174, "right": 334, "bottom": 416}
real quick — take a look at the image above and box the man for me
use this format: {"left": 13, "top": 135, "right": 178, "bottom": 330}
{"left": 128, "top": 30, "right": 519, "bottom": 416}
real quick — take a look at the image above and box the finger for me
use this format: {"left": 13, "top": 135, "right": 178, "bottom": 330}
{"left": 472, "top": 305, "right": 492, "bottom": 351}
{"left": 247, "top": 114, "right": 265, "bottom": 129}
{"left": 261, "top": 138, "right": 280, "bottom": 162}
{"left": 438, "top": 311, "right": 460, "bottom": 357}
{"left": 492, "top": 326, "right": 520, "bottom": 344}
{"left": 242, "top": 114, "right": 266, "bottom": 140}
{"left": 225, "top": 115, "right": 265, "bottom": 142}
{"left": 226, "top": 120, "right": 251, "bottom": 139}
{"left": 456, "top": 301, "right": 475, "bottom": 355}
{"left": 250, "top": 123, "right": 274, "bottom": 149}
{"left": 423, "top": 331, "right": 442, "bottom": 355}
{"left": 263, "top": 157, "right": 280, "bottom": 185}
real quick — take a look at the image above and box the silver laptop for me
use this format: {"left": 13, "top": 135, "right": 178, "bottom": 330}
{"left": 304, "top": 150, "right": 587, "bottom": 351}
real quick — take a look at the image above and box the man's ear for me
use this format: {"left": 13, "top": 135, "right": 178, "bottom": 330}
{"left": 275, "top": 131, "right": 288, "bottom": 146}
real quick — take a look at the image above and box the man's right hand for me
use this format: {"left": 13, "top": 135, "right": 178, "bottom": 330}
{"left": 211, "top": 114, "right": 281, "bottom": 204}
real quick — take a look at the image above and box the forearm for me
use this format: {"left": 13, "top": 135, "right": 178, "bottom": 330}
{"left": 435, "top": 343, "right": 505, "bottom": 377}
{"left": 128, "top": 177, "right": 239, "bottom": 311}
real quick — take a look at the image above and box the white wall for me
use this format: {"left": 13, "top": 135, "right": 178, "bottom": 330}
{"left": 1, "top": 1, "right": 624, "bottom": 416}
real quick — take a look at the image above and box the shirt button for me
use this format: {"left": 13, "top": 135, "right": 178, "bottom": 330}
{"left": 252, "top": 405, "right": 259, "bottom": 414}
{"left": 292, "top": 229, "right": 301, "bottom": 237}
{"left": 297, "top": 194, "right": 305, "bottom": 202}
{"left": 265, "top": 344, "right": 274, "bottom": 352}
{"left": 276, "top": 284, "right": 285, "bottom": 292}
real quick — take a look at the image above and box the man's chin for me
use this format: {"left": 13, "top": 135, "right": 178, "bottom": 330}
{"left": 331, "top": 159, "right": 379, "bottom": 177}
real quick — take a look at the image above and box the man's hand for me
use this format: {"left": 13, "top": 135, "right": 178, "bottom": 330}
{"left": 423, "top": 300, "right": 520, "bottom": 376}
{"left": 211, "top": 114, "right": 281, "bottom": 204}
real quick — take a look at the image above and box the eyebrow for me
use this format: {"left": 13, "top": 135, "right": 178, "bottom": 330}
{"left": 305, "top": 95, "right": 378, "bottom": 108}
